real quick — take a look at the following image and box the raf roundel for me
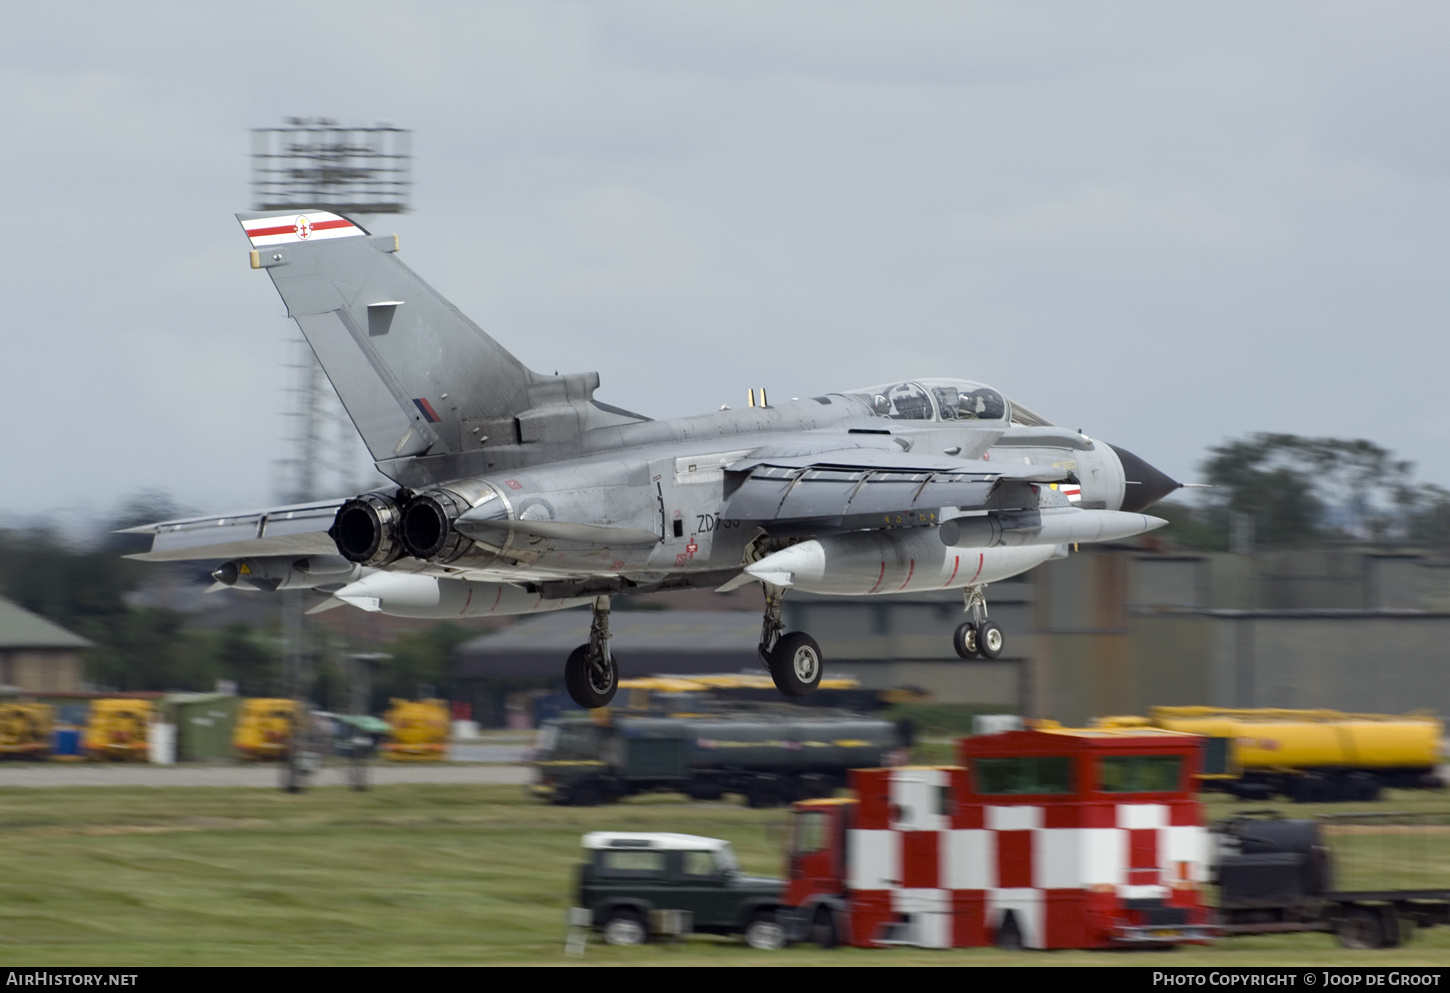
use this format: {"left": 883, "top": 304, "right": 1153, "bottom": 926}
{"left": 294, "top": 215, "right": 313, "bottom": 240}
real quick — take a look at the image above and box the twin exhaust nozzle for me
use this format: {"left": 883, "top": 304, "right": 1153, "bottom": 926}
{"left": 331, "top": 490, "right": 470, "bottom": 566}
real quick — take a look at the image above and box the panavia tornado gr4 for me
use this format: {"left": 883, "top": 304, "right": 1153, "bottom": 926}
{"left": 125, "top": 210, "right": 1180, "bottom": 708}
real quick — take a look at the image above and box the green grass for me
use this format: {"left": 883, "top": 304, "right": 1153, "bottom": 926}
{"left": 1, "top": 784, "right": 1449, "bottom": 965}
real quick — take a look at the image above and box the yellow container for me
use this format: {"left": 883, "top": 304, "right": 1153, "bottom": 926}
{"left": 232, "top": 698, "right": 299, "bottom": 761}
{"left": 382, "top": 699, "right": 449, "bottom": 761}
{"left": 0, "top": 703, "right": 53, "bottom": 759}
{"left": 1148, "top": 706, "right": 1441, "bottom": 773}
{"left": 83, "top": 699, "right": 153, "bottom": 762}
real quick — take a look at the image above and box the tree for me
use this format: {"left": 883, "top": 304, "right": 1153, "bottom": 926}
{"left": 1166, "top": 433, "right": 1450, "bottom": 550}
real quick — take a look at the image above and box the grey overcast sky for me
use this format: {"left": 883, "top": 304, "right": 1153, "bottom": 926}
{"left": 3, "top": 2, "right": 1448, "bottom": 530}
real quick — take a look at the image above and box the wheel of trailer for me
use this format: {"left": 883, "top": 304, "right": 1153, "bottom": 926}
{"left": 564, "top": 644, "right": 618, "bottom": 709}
{"left": 797, "top": 773, "right": 833, "bottom": 800}
{"left": 602, "top": 908, "right": 648, "bottom": 946}
{"left": 1335, "top": 906, "right": 1387, "bottom": 949}
{"left": 1347, "top": 772, "right": 1382, "bottom": 802}
{"left": 570, "top": 780, "right": 602, "bottom": 807}
{"left": 977, "top": 621, "right": 1005, "bottom": 659}
{"left": 744, "top": 911, "right": 787, "bottom": 951}
{"left": 952, "top": 621, "right": 980, "bottom": 659}
{"left": 768, "top": 632, "right": 822, "bottom": 697}
{"left": 994, "top": 911, "right": 1024, "bottom": 951}
{"left": 811, "top": 907, "right": 839, "bottom": 949}
{"left": 686, "top": 778, "right": 724, "bottom": 801}
{"left": 747, "top": 777, "right": 781, "bottom": 809}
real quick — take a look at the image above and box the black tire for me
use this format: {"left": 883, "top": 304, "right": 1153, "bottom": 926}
{"left": 952, "top": 621, "right": 980, "bottom": 659}
{"left": 768, "top": 632, "right": 823, "bottom": 697}
{"left": 995, "top": 911, "right": 1024, "bottom": 950}
{"left": 569, "top": 780, "right": 602, "bottom": 807}
{"left": 1335, "top": 906, "right": 1387, "bottom": 950}
{"left": 797, "top": 773, "right": 833, "bottom": 800}
{"left": 602, "top": 908, "right": 648, "bottom": 946}
{"left": 811, "top": 907, "right": 839, "bottom": 949}
{"left": 686, "top": 778, "right": 724, "bottom": 801}
{"left": 564, "top": 644, "right": 618, "bottom": 709}
{"left": 977, "top": 620, "right": 1005, "bottom": 659}
{"left": 747, "top": 777, "right": 781, "bottom": 809}
{"left": 744, "top": 910, "right": 787, "bottom": 951}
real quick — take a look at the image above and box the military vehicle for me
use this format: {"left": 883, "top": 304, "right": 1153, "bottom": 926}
{"left": 124, "top": 210, "right": 1181, "bottom": 710}
{"left": 574, "top": 832, "right": 786, "bottom": 949}
{"left": 533, "top": 709, "right": 903, "bottom": 807}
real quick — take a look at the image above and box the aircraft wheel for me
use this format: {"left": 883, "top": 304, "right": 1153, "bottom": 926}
{"left": 952, "top": 622, "right": 980, "bottom": 659}
{"left": 978, "top": 621, "right": 1005, "bottom": 659}
{"left": 564, "top": 644, "right": 618, "bottom": 709}
{"left": 769, "top": 632, "right": 822, "bottom": 697}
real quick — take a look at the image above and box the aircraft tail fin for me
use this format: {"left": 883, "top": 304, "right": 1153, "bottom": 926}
{"left": 238, "top": 210, "right": 602, "bottom": 474}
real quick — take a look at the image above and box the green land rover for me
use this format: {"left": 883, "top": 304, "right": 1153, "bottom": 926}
{"left": 574, "top": 832, "right": 787, "bottom": 949}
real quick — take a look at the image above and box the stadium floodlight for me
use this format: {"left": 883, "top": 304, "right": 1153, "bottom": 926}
{"left": 251, "top": 118, "right": 411, "bottom": 215}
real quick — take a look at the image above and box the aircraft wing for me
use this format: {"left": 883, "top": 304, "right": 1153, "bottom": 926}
{"left": 119, "top": 500, "right": 344, "bottom": 562}
{"left": 723, "top": 448, "right": 1068, "bottom": 533}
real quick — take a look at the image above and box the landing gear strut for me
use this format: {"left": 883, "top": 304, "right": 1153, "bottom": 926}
{"left": 565, "top": 596, "right": 619, "bottom": 709}
{"left": 953, "top": 584, "right": 1003, "bottom": 660}
{"left": 758, "top": 583, "right": 822, "bottom": 697}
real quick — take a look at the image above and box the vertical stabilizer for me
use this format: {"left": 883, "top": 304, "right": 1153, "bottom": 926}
{"left": 239, "top": 210, "right": 544, "bottom": 465}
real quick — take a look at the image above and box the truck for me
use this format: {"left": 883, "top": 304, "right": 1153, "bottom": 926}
{"left": 1098, "top": 707, "right": 1444, "bottom": 802}
{"left": 233, "top": 698, "right": 299, "bottom": 761}
{"left": 1213, "top": 809, "right": 1450, "bottom": 948}
{"left": 381, "top": 698, "right": 449, "bottom": 761}
{"left": 779, "top": 726, "right": 1216, "bottom": 949}
{"left": 0, "top": 702, "right": 52, "bottom": 759}
{"left": 83, "top": 699, "right": 153, "bottom": 761}
{"left": 533, "top": 708, "right": 906, "bottom": 808}
{"left": 572, "top": 832, "right": 787, "bottom": 949}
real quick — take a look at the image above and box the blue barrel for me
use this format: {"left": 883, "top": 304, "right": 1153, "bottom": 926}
{"left": 52, "top": 726, "right": 81, "bottom": 757}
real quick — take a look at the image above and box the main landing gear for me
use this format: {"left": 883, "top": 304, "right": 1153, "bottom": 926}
{"left": 953, "top": 584, "right": 1004, "bottom": 660}
{"left": 565, "top": 596, "right": 619, "bottom": 709}
{"left": 759, "top": 584, "right": 822, "bottom": 697}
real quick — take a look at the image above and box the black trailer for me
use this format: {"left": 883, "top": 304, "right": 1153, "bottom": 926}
{"left": 530, "top": 708, "right": 905, "bottom": 807}
{"left": 1213, "top": 810, "right": 1450, "bottom": 948}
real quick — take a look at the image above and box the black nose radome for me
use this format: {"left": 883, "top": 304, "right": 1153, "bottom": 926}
{"left": 1110, "top": 444, "right": 1180, "bottom": 512}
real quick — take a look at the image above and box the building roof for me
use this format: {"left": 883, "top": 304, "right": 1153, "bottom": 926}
{"left": 0, "top": 598, "right": 93, "bottom": 650}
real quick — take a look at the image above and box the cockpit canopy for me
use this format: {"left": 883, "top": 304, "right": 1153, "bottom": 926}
{"left": 833, "top": 379, "right": 1050, "bottom": 425}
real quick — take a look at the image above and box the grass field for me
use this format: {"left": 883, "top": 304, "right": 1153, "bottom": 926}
{"left": 2, "top": 783, "right": 1450, "bottom": 966}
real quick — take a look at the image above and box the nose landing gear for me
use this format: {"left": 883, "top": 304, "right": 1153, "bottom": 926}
{"left": 758, "top": 583, "right": 822, "bottom": 697}
{"left": 564, "top": 596, "right": 619, "bottom": 708}
{"left": 953, "top": 584, "right": 1003, "bottom": 660}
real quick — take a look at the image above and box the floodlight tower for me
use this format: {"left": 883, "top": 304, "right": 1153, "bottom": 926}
{"left": 249, "top": 119, "right": 412, "bottom": 791}
{"left": 250, "top": 118, "right": 413, "bottom": 505}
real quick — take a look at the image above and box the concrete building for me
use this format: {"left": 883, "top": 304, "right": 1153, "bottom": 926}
{"left": 1032, "top": 545, "right": 1450, "bottom": 724}
{"left": 0, "top": 597, "right": 91, "bottom": 694}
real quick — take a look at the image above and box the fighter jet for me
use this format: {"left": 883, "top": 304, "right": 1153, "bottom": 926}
{"left": 124, "top": 210, "right": 1180, "bottom": 708}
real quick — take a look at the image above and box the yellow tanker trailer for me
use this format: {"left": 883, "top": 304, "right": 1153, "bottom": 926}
{"left": 1100, "top": 707, "right": 1444, "bottom": 802}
